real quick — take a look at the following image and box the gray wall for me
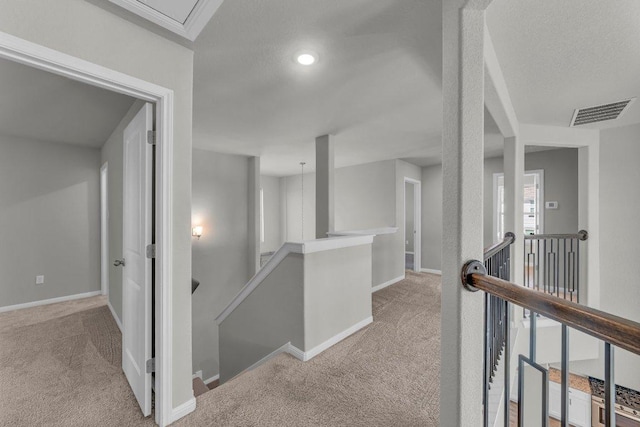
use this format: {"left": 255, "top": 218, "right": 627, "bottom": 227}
{"left": 281, "top": 160, "right": 397, "bottom": 241}
{"left": 405, "top": 182, "right": 414, "bottom": 252}
{"left": 282, "top": 172, "right": 316, "bottom": 241}
{"left": 219, "top": 254, "right": 305, "bottom": 382}
{"left": 0, "top": 0, "right": 196, "bottom": 407}
{"left": 422, "top": 149, "right": 579, "bottom": 269}
{"left": 260, "top": 175, "right": 282, "bottom": 253}
{"left": 219, "top": 243, "right": 372, "bottom": 382}
{"left": 100, "top": 100, "right": 145, "bottom": 323}
{"left": 280, "top": 159, "right": 408, "bottom": 285}
{"left": 570, "top": 123, "right": 640, "bottom": 391}
{"left": 526, "top": 148, "right": 579, "bottom": 234}
{"left": 336, "top": 160, "right": 396, "bottom": 231}
{"left": 0, "top": 134, "right": 100, "bottom": 307}
{"left": 303, "top": 245, "right": 372, "bottom": 348}
{"left": 421, "top": 164, "right": 443, "bottom": 271}
{"left": 483, "top": 148, "right": 579, "bottom": 246}
{"left": 191, "top": 149, "right": 252, "bottom": 381}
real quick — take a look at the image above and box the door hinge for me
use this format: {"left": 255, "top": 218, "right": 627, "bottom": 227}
{"left": 147, "top": 130, "right": 156, "bottom": 145}
{"left": 146, "top": 244, "right": 156, "bottom": 259}
{"left": 146, "top": 358, "right": 155, "bottom": 373}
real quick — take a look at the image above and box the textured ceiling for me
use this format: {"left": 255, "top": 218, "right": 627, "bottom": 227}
{"left": 192, "top": 0, "right": 443, "bottom": 176}
{"left": 487, "top": 0, "right": 640, "bottom": 130}
{"left": 0, "top": 58, "right": 135, "bottom": 147}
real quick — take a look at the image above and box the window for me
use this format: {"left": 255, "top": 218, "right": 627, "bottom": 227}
{"left": 494, "top": 170, "right": 544, "bottom": 242}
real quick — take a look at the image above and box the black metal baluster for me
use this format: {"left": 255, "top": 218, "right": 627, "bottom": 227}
{"left": 503, "top": 299, "right": 510, "bottom": 427}
{"left": 483, "top": 292, "right": 490, "bottom": 427}
{"left": 576, "top": 238, "right": 580, "bottom": 303}
{"left": 561, "top": 325, "right": 569, "bottom": 427}
{"left": 563, "top": 238, "right": 567, "bottom": 301}
{"left": 604, "top": 342, "right": 615, "bottom": 427}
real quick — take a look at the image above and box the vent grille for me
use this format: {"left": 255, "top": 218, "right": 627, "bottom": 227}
{"left": 570, "top": 98, "right": 636, "bottom": 126}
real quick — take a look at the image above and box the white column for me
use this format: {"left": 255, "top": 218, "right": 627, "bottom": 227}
{"left": 248, "top": 156, "right": 260, "bottom": 275}
{"left": 503, "top": 138, "right": 524, "bottom": 403}
{"left": 442, "top": 1, "right": 491, "bottom": 425}
{"left": 315, "top": 134, "right": 335, "bottom": 239}
{"left": 579, "top": 143, "right": 600, "bottom": 308}
{"left": 504, "top": 136, "right": 524, "bottom": 285}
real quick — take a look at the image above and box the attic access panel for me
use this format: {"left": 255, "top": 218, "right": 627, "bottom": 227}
{"left": 109, "top": 0, "right": 224, "bottom": 41}
{"left": 140, "top": 0, "right": 199, "bottom": 24}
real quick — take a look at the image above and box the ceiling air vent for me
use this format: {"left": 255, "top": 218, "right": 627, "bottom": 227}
{"left": 570, "top": 98, "right": 636, "bottom": 126}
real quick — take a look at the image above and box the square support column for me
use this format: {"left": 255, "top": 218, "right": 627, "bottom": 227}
{"left": 504, "top": 136, "right": 524, "bottom": 285}
{"left": 248, "top": 156, "right": 260, "bottom": 276}
{"left": 442, "top": 1, "right": 491, "bottom": 425}
{"left": 315, "top": 134, "right": 335, "bottom": 239}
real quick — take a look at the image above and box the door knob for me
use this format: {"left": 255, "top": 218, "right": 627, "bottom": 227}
{"left": 114, "top": 259, "right": 126, "bottom": 267}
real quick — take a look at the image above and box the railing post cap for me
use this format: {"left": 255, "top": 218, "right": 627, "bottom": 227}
{"left": 461, "top": 260, "right": 486, "bottom": 292}
{"left": 578, "top": 230, "right": 589, "bottom": 241}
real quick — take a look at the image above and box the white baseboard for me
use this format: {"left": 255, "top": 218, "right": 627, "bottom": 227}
{"left": 192, "top": 370, "right": 203, "bottom": 380}
{"left": 286, "top": 343, "right": 306, "bottom": 361}
{"left": 170, "top": 396, "right": 196, "bottom": 423}
{"left": 245, "top": 342, "right": 294, "bottom": 373}
{"left": 107, "top": 301, "right": 123, "bottom": 332}
{"left": 0, "top": 290, "right": 102, "bottom": 314}
{"left": 371, "top": 275, "right": 405, "bottom": 293}
{"left": 236, "top": 316, "right": 374, "bottom": 378}
{"left": 298, "top": 316, "right": 373, "bottom": 361}
{"left": 204, "top": 374, "right": 219, "bottom": 385}
{"left": 420, "top": 268, "right": 442, "bottom": 275}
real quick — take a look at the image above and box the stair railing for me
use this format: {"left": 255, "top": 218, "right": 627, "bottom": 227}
{"left": 462, "top": 243, "right": 640, "bottom": 427}
{"left": 524, "top": 230, "right": 588, "bottom": 303}
{"left": 482, "top": 232, "right": 515, "bottom": 427}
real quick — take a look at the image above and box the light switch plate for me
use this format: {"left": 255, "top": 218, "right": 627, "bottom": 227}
{"left": 36, "top": 275, "right": 44, "bottom": 285}
{"left": 545, "top": 201, "right": 558, "bottom": 209}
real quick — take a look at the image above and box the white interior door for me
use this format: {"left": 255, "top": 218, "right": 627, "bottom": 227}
{"left": 122, "top": 103, "right": 153, "bottom": 416}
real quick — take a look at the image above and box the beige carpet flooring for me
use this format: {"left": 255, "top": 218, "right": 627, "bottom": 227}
{"left": 175, "top": 271, "right": 441, "bottom": 427}
{"left": 0, "top": 296, "right": 154, "bottom": 427}
{"left": 0, "top": 272, "right": 441, "bottom": 426}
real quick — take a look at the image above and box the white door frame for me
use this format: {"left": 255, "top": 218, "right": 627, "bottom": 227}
{"left": 404, "top": 177, "right": 421, "bottom": 272}
{"left": 101, "top": 162, "right": 109, "bottom": 296}
{"left": 0, "top": 32, "right": 177, "bottom": 426}
{"left": 493, "top": 169, "right": 545, "bottom": 242}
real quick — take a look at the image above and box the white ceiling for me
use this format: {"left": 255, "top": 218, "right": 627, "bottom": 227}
{"left": 192, "top": 0, "right": 443, "bottom": 176}
{"left": 0, "top": 58, "right": 136, "bottom": 147}
{"left": 487, "top": 0, "right": 640, "bottom": 130}
{"left": 189, "top": 0, "right": 640, "bottom": 175}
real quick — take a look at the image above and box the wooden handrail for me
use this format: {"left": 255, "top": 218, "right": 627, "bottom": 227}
{"left": 524, "top": 230, "right": 588, "bottom": 241}
{"left": 463, "top": 269, "right": 640, "bottom": 356}
{"left": 483, "top": 232, "right": 516, "bottom": 261}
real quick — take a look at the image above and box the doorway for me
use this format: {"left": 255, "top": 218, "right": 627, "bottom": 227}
{"left": 0, "top": 32, "right": 176, "bottom": 426}
{"left": 493, "top": 170, "right": 545, "bottom": 241}
{"left": 404, "top": 178, "right": 421, "bottom": 272}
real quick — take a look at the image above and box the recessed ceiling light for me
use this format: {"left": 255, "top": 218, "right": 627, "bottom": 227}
{"left": 296, "top": 51, "right": 317, "bottom": 66}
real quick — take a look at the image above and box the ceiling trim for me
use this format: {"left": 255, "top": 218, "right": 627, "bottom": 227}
{"left": 109, "top": 0, "right": 223, "bottom": 41}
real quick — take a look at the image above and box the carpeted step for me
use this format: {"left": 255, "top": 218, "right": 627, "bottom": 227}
{"left": 192, "top": 377, "right": 209, "bottom": 397}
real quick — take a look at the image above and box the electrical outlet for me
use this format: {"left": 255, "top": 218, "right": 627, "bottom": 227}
{"left": 36, "top": 275, "right": 44, "bottom": 285}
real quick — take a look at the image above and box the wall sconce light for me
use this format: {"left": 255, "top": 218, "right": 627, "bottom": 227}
{"left": 192, "top": 226, "right": 203, "bottom": 240}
